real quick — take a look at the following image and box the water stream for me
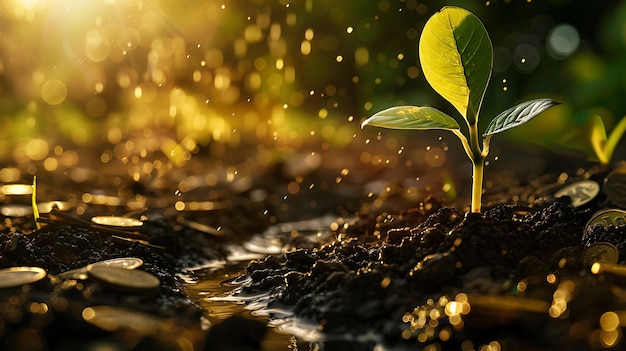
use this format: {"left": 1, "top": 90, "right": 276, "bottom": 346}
{"left": 183, "top": 216, "right": 340, "bottom": 350}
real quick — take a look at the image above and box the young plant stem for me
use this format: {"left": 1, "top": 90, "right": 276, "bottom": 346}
{"left": 452, "top": 114, "right": 490, "bottom": 213}
{"left": 32, "top": 176, "right": 41, "bottom": 230}
{"left": 470, "top": 157, "right": 485, "bottom": 213}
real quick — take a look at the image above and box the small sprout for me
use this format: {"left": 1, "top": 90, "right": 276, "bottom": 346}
{"left": 32, "top": 176, "right": 41, "bottom": 230}
{"left": 361, "top": 6, "right": 559, "bottom": 213}
{"left": 586, "top": 115, "right": 626, "bottom": 166}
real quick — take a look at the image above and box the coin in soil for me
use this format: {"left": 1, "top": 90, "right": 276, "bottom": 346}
{"left": 585, "top": 209, "right": 626, "bottom": 234}
{"left": 58, "top": 257, "right": 144, "bottom": 280}
{"left": 582, "top": 242, "right": 619, "bottom": 266}
{"left": 94, "top": 257, "right": 144, "bottom": 269}
{"left": 88, "top": 265, "right": 160, "bottom": 293}
{"left": 91, "top": 216, "right": 143, "bottom": 228}
{"left": 554, "top": 180, "right": 600, "bottom": 208}
{"left": 0, "top": 267, "right": 47, "bottom": 289}
{"left": 82, "top": 305, "right": 163, "bottom": 335}
{"left": 604, "top": 166, "right": 626, "bottom": 208}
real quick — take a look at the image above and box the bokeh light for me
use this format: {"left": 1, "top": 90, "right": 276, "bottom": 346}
{"left": 0, "top": 0, "right": 622, "bottom": 198}
{"left": 547, "top": 24, "right": 580, "bottom": 59}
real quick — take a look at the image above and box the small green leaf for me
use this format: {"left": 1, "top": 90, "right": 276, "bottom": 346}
{"left": 586, "top": 115, "right": 609, "bottom": 164}
{"left": 361, "top": 106, "right": 460, "bottom": 131}
{"left": 483, "top": 98, "right": 561, "bottom": 136}
{"left": 605, "top": 116, "right": 626, "bottom": 164}
{"left": 419, "top": 6, "right": 493, "bottom": 124}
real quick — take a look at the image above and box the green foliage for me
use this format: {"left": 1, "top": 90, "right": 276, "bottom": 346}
{"left": 588, "top": 116, "right": 626, "bottom": 165}
{"left": 507, "top": 106, "right": 626, "bottom": 166}
{"left": 569, "top": 114, "right": 626, "bottom": 165}
{"left": 361, "top": 6, "right": 559, "bottom": 213}
{"left": 418, "top": 6, "right": 492, "bottom": 125}
{"left": 362, "top": 106, "right": 460, "bottom": 131}
{"left": 483, "top": 99, "right": 561, "bottom": 136}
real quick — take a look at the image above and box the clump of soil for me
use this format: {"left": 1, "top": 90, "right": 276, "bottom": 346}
{"left": 0, "top": 212, "right": 229, "bottom": 350}
{"left": 241, "top": 191, "right": 626, "bottom": 349}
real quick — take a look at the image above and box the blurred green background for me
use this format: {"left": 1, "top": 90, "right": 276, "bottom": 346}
{"left": 0, "top": 0, "right": 625, "bottom": 170}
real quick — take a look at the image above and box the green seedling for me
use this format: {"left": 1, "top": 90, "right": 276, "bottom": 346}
{"left": 361, "top": 6, "right": 560, "bottom": 213}
{"left": 586, "top": 115, "right": 626, "bottom": 166}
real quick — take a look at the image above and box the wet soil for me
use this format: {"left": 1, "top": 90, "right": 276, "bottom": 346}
{"left": 1, "top": 143, "right": 625, "bottom": 350}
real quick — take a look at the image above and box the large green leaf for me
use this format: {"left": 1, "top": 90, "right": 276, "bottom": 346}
{"left": 419, "top": 6, "right": 493, "bottom": 124}
{"left": 361, "top": 106, "right": 460, "bottom": 131}
{"left": 483, "top": 98, "right": 561, "bottom": 136}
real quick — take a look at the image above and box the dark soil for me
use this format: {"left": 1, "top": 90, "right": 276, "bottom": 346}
{"left": 1, "top": 147, "right": 625, "bottom": 350}
{"left": 239, "top": 165, "right": 626, "bottom": 350}
{"left": 0, "top": 219, "right": 210, "bottom": 350}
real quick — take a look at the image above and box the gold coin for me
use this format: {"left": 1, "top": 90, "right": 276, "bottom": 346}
{"left": 58, "top": 257, "right": 143, "bottom": 280}
{"left": 91, "top": 216, "right": 143, "bottom": 228}
{"left": 554, "top": 180, "right": 600, "bottom": 208}
{"left": 0, "top": 267, "right": 47, "bottom": 288}
{"left": 88, "top": 266, "right": 160, "bottom": 293}
{"left": 585, "top": 209, "right": 626, "bottom": 232}
{"left": 93, "top": 257, "right": 144, "bottom": 270}
{"left": 582, "top": 242, "right": 619, "bottom": 266}
{"left": 82, "top": 305, "right": 163, "bottom": 335}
